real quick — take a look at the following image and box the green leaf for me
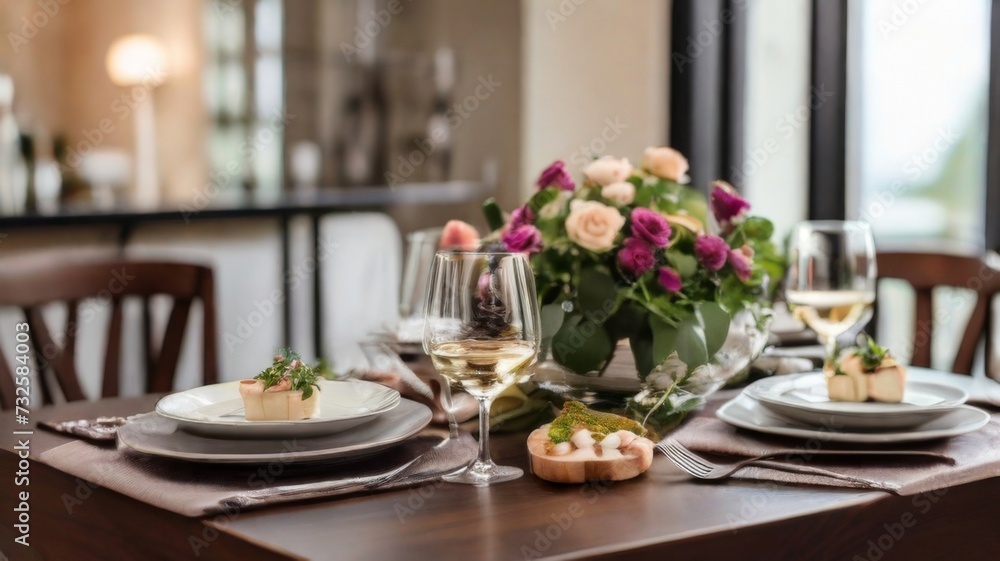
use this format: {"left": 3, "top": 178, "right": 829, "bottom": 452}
{"left": 744, "top": 216, "right": 775, "bottom": 240}
{"left": 605, "top": 301, "right": 645, "bottom": 341}
{"left": 648, "top": 314, "right": 680, "bottom": 367}
{"left": 675, "top": 320, "right": 709, "bottom": 367}
{"left": 629, "top": 320, "right": 655, "bottom": 379}
{"left": 552, "top": 314, "right": 613, "bottom": 374}
{"left": 527, "top": 187, "right": 560, "bottom": 213}
{"left": 539, "top": 302, "right": 565, "bottom": 358}
{"left": 666, "top": 251, "right": 698, "bottom": 277}
{"left": 576, "top": 267, "right": 618, "bottom": 319}
{"left": 483, "top": 198, "right": 505, "bottom": 231}
{"left": 698, "top": 302, "right": 731, "bottom": 358}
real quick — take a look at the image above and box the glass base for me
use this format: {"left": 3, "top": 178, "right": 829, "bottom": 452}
{"left": 443, "top": 460, "right": 523, "bottom": 486}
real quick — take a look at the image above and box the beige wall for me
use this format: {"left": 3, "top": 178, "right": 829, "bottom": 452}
{"left": 0, "top": 0, "right": 206, "bottom": 201}
{"left": 521, "top": 0, "right": 670, "bottom": 197}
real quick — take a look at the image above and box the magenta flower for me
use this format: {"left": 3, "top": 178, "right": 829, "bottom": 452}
{"left": 618, "top": 237, "right": 656, "bottom": 278}
{"left": 536, "top": 160, "right": 575, "bottom": 191}
{"left": 728, "top": 249, "right": 752, "bottom": 281}
{"left": 694, "top": 235, "right": 729, "bottom": 271}
{"left": 710, "top": 181, "right": 751, "bottom": 225}
{"left": 509, "top": 205, "right": 535, "bottom": 230}
{"left": 658, "top": 267, "right": 682, "bottom": 293}
{"left": 502, "top": 225, "right": 544, "bottom": 254}
{"left": 630, "top": 207, "right": 672, "bottom": 247}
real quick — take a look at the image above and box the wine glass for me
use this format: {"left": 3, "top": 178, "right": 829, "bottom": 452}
{"left": 423, "top": 251, "right": 541, "bottom": 485}
{"left": 784, "top": 221, "right": 877, "bottom": 356}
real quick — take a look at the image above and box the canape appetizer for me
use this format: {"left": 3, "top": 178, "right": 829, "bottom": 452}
{"left": 240, "top": 350, "right": 322, "bottom": 421}
{"left": 824, "top": 338, "right": 906, "bottom": 403}
{"left": 527, "top": 401, "right": 655, "bottom": 483}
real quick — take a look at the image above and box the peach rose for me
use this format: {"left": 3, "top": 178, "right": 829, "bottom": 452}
{"left": 583, "top": 156, "right": 633, "bottom": 186}
{"left": 641, "top": 147, "right": 689, "bottom": 183}
{"left": 564, "top": 200, "right": 625, "bottom": 252}
{"left": 439, "top": 220, "right": 480, "bottom": 250}
{"left": 600, "top": 181, "right": 636, "bottom": 206}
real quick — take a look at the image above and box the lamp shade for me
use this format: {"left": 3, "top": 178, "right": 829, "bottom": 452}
{"left": 106, "top": 34, "right": 169, "bottom": 86}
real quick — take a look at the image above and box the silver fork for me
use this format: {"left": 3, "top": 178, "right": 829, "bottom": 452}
{"left": 657, "top": 438, "right": 951, "bottom": 485}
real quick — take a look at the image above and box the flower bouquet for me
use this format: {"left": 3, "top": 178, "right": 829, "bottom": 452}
{"left": 448, "top": 147, "right": 783, "bottom": 434}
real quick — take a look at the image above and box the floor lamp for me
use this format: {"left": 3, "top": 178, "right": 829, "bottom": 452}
{"left": 106, "top": 34, "right": 168, "bottom": 209}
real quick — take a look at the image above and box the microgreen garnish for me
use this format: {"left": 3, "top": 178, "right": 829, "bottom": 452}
{"left": 254, "top": 348, "right": 322, "bottom": 399}
{"left": 857, "top": 336, "right": 889, "bottom": 371}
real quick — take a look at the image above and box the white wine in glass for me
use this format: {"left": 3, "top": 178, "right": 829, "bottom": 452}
{"left": 784, "top": 221, "right": 877, "bottom": 355}
{"left": 423, "top": 251, "right": 541, "bottom": 486}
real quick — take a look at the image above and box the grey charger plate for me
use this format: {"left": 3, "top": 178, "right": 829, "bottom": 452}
{"left": 118, "top": 398, "right": 432, "bottom": 464}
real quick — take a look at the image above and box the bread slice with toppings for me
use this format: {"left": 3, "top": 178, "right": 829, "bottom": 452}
{"left": 239, "top": 350, "right": 321, "bottom": 421}
{"left": 824, "top": 338, "right": 906, "bottom": 403}
{"left": 527, "top": 402, "right": 654, "bottom": 483}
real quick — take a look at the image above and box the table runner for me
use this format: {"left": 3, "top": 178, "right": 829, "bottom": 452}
{"left": 671, "top": 397, "right": 1000, "bottom": 495}
{"left": 38, "top": 426, "right": 477, "bottom": 517}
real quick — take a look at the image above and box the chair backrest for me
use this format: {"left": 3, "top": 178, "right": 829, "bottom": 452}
{"left": 876, "top": 251, "right": 1000, "bottom": 375}
{"left": 0, "top": 255, "right": 218, "bottom": 408}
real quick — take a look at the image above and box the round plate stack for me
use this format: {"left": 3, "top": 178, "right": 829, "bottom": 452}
{"left": 117, "top": 379, "right": 432, "bottom": 464}
{"left": 718, "top": 368, "right": 990, "bottom": 443}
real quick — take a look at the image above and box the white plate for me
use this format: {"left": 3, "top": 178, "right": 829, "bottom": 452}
{"left": 717, "top": 394, "right": 990, "bottom": 443}
{"left": 155, "top": 378, "right": 401, "bottom": 439}
{"left": 743, "top": 368, "right": 968, "bottom": 429}
{"left": 120, "top": 398, "right": 432, "bottom": 464}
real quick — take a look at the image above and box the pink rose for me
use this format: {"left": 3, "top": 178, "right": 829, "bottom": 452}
{"left": 583, "top": 156, "right": 633, "bottom": 186}
{"left": 710, "top": 181, "right": 751, "bottom": 225}
{"left": 641, "top": 147, "right": 689, "bottom": 183}
{"left": 618, "top": 237, "right": 656, "bottom": 278}
{"left": 728, "top": 249, "right": 752, "bottom": 281}
{"left": 564, "top": 200, "right": 626, "bottom": 252}
{"left": 509, "top": 205, "right": 535, "bottom": 230}
{"left": 502, "top": 225, "right": 544, "bottom": 254}
{"left": 439, "top": 220, "right": 480, "bottom": 251}
{"left": 630, "top": 207, "right": 672, "bottom": 248}
{"left": 694, "top": 234, "right": 729, "bottom": 271}
{"left": 536, "top": 160, "right": 575, "bottom": 191}
{"left": 600, "top": 181, "right": 636, "bottom": 205}
{"left": 658, "top": 267, "right": 682, "bottom": 293}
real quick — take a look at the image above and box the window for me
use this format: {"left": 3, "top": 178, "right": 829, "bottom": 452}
{"left": 203, "top": 0, "right": 284, "bottom": 197}
{"left": 848, "top": 0, "right": 991, "bottom": 249}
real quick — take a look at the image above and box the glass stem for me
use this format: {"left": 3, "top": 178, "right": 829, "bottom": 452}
{"left": 476, "top": 396, "right": 493, "bottom": 466}
{"left": 824, "top": 335, "right": 838, "bottom": 361}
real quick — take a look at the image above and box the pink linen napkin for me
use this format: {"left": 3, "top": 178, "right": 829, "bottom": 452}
{"left": 38, "top": 427, "right": 476, "bottom": 517}
{"left": 668, "top": 395, "right": 1000, "bottom": 495}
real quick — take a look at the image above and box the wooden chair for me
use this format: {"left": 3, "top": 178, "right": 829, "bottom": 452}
{"left": 0, "top": 255, "right": 218, "bottom": 409}
{"left": 876, "top": 251, "right": 1000, "bottom": 375}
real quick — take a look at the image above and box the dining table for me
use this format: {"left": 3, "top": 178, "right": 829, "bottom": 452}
{"left": 1, "top": 391, "right": 999, "bottom": 561}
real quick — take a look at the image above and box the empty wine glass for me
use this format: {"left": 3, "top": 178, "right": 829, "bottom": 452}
{"left": 784, "top": 220, "right": 877, "bottom": 355}
{"left": 423, "top": 251, "right": 540, "bottom": 485}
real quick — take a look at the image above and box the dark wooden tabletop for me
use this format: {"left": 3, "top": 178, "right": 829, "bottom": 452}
{"left": 2, "top": 395, "right": 999, "bottom": 561}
